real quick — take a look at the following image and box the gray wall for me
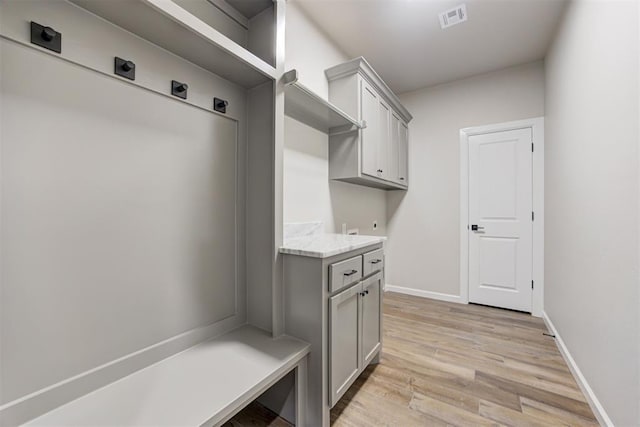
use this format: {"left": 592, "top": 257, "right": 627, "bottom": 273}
{"left": 283, "top": 2, "right": 387, "bottom": 236}
{"left": 544, "top": 1, "right": 639, "bottom": 425}
{"left": 386, "top": 61, "right": 545, "bottom": 298}
{"left": 0, "top": 1, "right": 247, "bottom": 423}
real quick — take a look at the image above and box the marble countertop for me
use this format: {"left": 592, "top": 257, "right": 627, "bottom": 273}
{"left": 280, "top": 233, "right": 386, "bottom": 258}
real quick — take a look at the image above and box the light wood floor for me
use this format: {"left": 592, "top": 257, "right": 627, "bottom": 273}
{"left": 227, "top": 292, "right": 598, "bottom": 426}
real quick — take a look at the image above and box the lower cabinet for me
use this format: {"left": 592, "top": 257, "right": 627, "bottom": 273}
{"left": 329, "top": 283, "right": 361, "bottom": 407}
{"left": 283, "top": 243, "right": 384, "bottom": 426}
{"left": 361, "top": 274, "right": 382, "bottom": 366}
{"left": 329, "top": 271, "right": 382, "bottom": 407}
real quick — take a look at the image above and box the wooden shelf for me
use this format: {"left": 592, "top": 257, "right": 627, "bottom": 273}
{"left": 283, "top": 69, "right": 364, "bottom": 134}
{"left": 70, "top": 0, "right": 277, "bottom": 88}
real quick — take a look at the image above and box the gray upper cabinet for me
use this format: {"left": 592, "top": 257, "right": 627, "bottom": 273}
{"left": 377, "top": 98, "right": 391, "bottom": 180}
{"left": 361, "top": 81, "right": 381, "bottom": 178}
{"left": 388, "top": 112, "right": 401, "bottom": 184}
{"left": 399, "top": 121, "right": 409, "bottom": 184}
{"left": 326, "top": 57, "right": 412, "bottom": 190}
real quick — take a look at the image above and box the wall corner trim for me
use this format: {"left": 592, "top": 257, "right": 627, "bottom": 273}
{"left": 542, "top": 311, "right": 615, "bottom": 427}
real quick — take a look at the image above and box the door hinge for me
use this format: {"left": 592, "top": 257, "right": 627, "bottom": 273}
{"left": 531, "top": 142, "right": 534, "bottom": 152}
{"left": 532, "top": 211, "right": 535, "bottom": 221}
{"left": 532, "top": 280, "right": 534, "bottom": 289}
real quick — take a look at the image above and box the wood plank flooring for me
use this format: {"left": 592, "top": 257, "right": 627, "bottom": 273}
{"left": 227, "top": 292, "right": 598, "bottom": 426}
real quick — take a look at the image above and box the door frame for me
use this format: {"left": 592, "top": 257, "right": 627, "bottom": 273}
{"left": 459, "top": 117, "right": 544, "bottom": 317}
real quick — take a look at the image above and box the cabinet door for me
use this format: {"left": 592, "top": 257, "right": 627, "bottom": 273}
{"left": 377, "top": 99, "right": 390, "bottom": 180}
{"left": 329, "top": 283, "right": 362, "bottom": 407}
{"left": 360, "top": 81, "right": 379, "bottom": 178}
{"left": 398, "top": 121, "right": 409, "bottom": 185}
{"left": 361, "top": 273, "right": 382, "bottom": 366}
{"left": 388, "top": 112, "right": 400, "bottom": 183}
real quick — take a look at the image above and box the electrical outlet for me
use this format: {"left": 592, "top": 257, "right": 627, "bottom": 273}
{"left": 373, "top": 221, "right": 378, "bottom": 230}
{"left": 341, "top": 223, "right": 347, "bottom": 234}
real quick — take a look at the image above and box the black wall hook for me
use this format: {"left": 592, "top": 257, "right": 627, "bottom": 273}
{"left": 31, "top": 21, "right": 61, "bottom": 53}
{"left": 214, "top": 97, "right": 228, "bottom": 114}
{"left": 171, "top": 80, "right": 188, "bottom": 99}
{"left": 114, "top": 57, "right": 136, "bottom": 80}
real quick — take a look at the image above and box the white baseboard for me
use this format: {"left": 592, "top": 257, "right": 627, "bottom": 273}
{"left": 385, "top": 285, "right": 464, "bottom": 304}
{"left": 542, "top": 312, "right": 613, "bottom": 427}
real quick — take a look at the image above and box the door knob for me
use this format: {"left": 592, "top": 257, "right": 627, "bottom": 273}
{"left": 471, "top": 224, "right": 485, "bottom": 232}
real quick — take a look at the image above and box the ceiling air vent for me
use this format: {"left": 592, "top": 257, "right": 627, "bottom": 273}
{"left": 439, "top": 4, "right": 467, "bottom": 29}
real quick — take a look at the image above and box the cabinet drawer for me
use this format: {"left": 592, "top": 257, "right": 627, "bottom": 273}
{"left": 362, "top": 249, "right": 384, "bottom": 277}
{"left": 329, "top": 255, "right": 363, "bottom": 293}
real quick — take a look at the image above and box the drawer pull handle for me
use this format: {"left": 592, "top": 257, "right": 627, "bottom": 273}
{"left": 344, "top": 269, "right": 358, "bottom": 277}
{"left": 370, "top": 259, "right": 382, "bottom": 264}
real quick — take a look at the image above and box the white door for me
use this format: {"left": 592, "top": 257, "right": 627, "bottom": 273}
{"left": 468, "top": 128, "right": 533, "bottom": 312}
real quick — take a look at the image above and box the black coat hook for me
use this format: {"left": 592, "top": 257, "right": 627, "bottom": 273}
{"left": 41, "top": 27, "right": 56, "bottom": 42}
{"left": 171, "top": 80, "right": 188, "bottom": 99}
{"left": 114, "top": 57, "right": 136, "bottom": 80}
{"left": 214, "top": 97, "right": 228, "bottom": 114}
{"left": 31, "top": 22, "right": 61, "bottom": 53}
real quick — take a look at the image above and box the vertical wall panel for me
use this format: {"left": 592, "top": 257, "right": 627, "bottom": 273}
{"left": 1, "top": 40, "right": 239, "bottom": 405}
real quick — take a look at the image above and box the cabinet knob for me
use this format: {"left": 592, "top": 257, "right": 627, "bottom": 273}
{"left": 399, "top": 177, "right": 405, "bottom": 181}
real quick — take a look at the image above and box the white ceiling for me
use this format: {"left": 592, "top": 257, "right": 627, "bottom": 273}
{"left": 293, "top": 0, "right": 566, "bottom": 94}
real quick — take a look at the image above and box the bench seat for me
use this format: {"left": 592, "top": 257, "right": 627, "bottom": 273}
{"left": 25, "top": 326, "right": 310, "bottom": 426}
